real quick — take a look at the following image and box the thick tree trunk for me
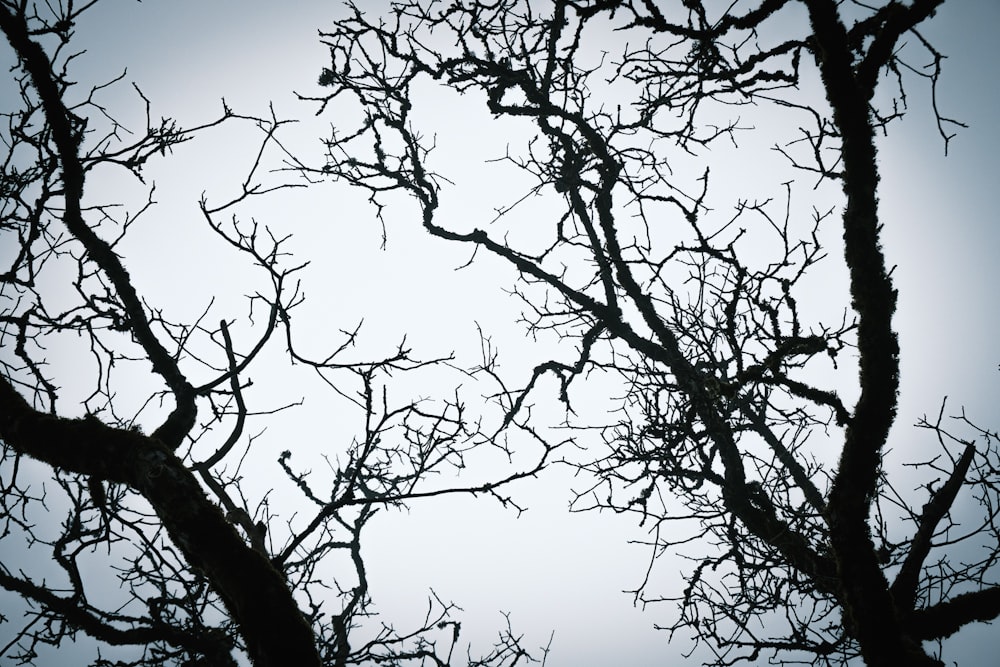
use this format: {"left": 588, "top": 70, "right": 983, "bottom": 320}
{"left": 0, "top": 378, "right": 322, "bottom": 667}
{"left": 805, "top": 1, "right": 941, "bottom": 665}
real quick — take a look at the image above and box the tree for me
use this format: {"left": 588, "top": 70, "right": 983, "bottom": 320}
{"left": 0, "top": 3, "right": 553, "bottom": 666}
{"left": 306, "top": 1, "right": 1000, "bottom": 666}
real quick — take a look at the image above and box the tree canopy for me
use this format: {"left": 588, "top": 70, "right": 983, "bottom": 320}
{"left": 1, "top": 1, "right": 998, "bottom": 666}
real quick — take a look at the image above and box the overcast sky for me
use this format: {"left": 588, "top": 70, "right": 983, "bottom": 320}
{"left": 3, "top": 1, "right": 999, "bottom": 665}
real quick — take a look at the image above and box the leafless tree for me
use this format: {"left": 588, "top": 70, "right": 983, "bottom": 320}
{"left": 0, "top": 3, "right": 553, "bottom": 666}
{"left": 307, "top": 1, "right": 1000, "bottom": 665}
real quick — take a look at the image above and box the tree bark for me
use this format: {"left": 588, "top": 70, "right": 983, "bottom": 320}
{"left": 0, "top": 375, "right": 322, "bottom": 667}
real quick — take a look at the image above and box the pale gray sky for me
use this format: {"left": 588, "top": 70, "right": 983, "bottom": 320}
{"left": 2, "top": 1, "right": 999, "bottom": 665}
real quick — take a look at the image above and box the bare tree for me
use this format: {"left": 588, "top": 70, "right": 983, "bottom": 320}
{"left": 307, "top": 1, "right": 1000, "bottom": 665}
{"left": 0, "top": 3, "right": 553, "bottom": 666}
